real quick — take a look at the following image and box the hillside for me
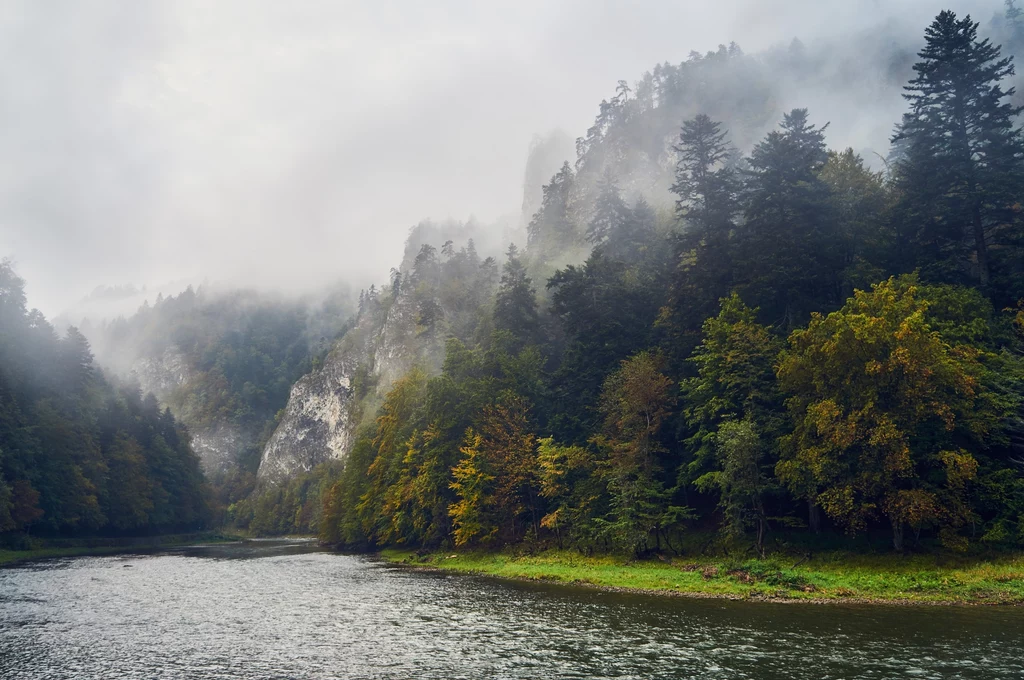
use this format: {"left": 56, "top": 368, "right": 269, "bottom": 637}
{"left": 236, "top": 9, "right": 1024, "bottom": 555}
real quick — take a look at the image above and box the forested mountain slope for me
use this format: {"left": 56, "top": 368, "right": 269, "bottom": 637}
{"left": 242, "top": 8, "right": 1024, "bottom": 554}
{"left": 0, "top": 262, "right": 209, "bottom": 539}
{"left": 75, "top": 283, "right": 354, "bottom": 520}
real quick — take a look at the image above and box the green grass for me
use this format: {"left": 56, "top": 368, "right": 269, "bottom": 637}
{"left": 0, "top": 531, "right": 244, "bottom": 567}
{"left": 380, "top": 548, "right": 1024, "bottom": 605}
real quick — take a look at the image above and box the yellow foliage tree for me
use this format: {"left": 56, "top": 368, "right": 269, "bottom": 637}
{"left": 777, "top": 276, "right": 991, "bottom": 550}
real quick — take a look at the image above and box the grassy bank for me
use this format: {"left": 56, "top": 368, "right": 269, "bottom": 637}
{"left": 0, "top": 531, "right": 243, "bottom": 567}
{"left": 381, "top": 549, "right": 1024, "bottom": 605}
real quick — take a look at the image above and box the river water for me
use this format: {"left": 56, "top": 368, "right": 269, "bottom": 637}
{"left": 1, "top": 540, "right": 1022, "bottom": 679}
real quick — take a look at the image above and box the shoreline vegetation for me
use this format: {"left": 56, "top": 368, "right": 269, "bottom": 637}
{"left": 0, "top": 531, "right": 244, "bottom": 567}
{"left": 380, "top": 549, "right": 1024, "bottom": 606}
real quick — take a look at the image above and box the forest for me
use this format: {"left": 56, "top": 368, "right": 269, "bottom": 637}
{"left": 88, "top": 283, "right": 353, "bottom": 518}
{"left": 0, "top": 261, "right": 210, "bottom": 542}
{"left": 4, "top": 9, "right": 1024, "bottom": 558}
{"left": 248, "top": 10, "right": 1024, "bottom": 555}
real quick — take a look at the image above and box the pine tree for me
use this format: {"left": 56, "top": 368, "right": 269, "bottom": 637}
{"left": 671, "top": 114, "right": 739, "bottom": 239}
{"left": 666, "top": 115, "right": 742, "bottom": 338}
{"left": 893, "top": 10, "right": 1024, "bottom": 296}
{"left": 737, "top": 109, "right": 839, "bottom": 328}
{"left": 493, "top": 244, "right": 539, "bottom": 349}
{"left": 605, "top": 196, "right": 657, "bottom": 264}
{"left": 585, "top": 169, "right": 629, "bottom": 246}
{"left": 527, "top": 162, "right": 577, "bottom": 256}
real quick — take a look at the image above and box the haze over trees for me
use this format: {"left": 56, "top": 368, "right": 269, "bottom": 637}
{"left": 0, "top": 261, "right": 209, "bottom": 539}
{"left": 308, "top": 9, "right": 1024, "bottom": 555}
{"left": 4, "top": 7, "right": 1024, "bottom": 557}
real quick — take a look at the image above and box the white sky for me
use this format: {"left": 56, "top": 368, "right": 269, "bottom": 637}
{"left": 0, "top": 0, "right": 998, "bottom": 315}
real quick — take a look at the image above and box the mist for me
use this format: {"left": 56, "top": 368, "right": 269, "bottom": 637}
{"left": 0, "top": 0, "right": 1003, "bottom": 317}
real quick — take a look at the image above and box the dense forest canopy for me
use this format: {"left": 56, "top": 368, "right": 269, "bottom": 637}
{"left": 0, "top": 261, "right": 210, "bottom": 540}
{"left": 248, "top": 8, "right": 1024, "bottom": 555}
{"left": 5, "top": 6, "right": 1024, "bottom": 556}
{"left": 78, "top": 281, "right": 356, "bottom": 522}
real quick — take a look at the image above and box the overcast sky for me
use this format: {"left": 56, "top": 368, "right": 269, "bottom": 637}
{"left": 0, "top": 0, "right": 999, "bottom": 316}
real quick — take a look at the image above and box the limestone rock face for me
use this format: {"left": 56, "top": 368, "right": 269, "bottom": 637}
{"left": 256, "top": 291, "right": 444, "bottom": 484}
{"left": 191, "top": 424, "right": 250, "bottom": 476}
{"left": 257, "top": 345, "right": 360, "bottom": 483}
{"left": 130, "top": 348, "right": 191, "bottom": 402}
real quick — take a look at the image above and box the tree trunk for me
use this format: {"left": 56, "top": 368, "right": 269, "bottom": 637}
{"left": 972, "top": 201, "right": 990, "bottom": 286}
{"left": 891, "top": 517, "right": 905, "bottom": 553}
{"left": 808, "top": 499, "right": 821, "bottom": 534}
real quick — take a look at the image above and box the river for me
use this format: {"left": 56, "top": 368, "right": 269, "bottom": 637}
{"left": 1, "top": 539, "right": 1022, "bottom": 679}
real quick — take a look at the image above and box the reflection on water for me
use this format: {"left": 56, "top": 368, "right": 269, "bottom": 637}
{"left": 1, "top": 540, "right": 1022, "bottom": 679}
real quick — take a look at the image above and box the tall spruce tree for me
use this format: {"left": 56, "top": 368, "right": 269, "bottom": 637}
{"left": 667, "top": 115, "right": 741, "bottom": 341}
{"left": 736, "top": 109, "right": 839, "bottom": 329}
{"left": 585, "top": 169, "right": 629, "bottom": 246}
{"left": 494, "top": 244, "right": 540, "bottom": 349}
{"left": 893, "top": 10, "right": 1024, "bottom": 298}
{"left": 527, "top": 162, "right": 577, "bottom": 256}
{"left": 671, "top": 114, "right": 739, "bottom": 239}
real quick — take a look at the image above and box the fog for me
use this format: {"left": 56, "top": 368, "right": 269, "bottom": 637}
{"left": 0, "top": 0, "right": 1002, "bottom": 317}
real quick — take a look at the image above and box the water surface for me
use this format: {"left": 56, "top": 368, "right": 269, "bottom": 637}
{"left": 1, "top": 540, "right": 1022, "bottom": 679}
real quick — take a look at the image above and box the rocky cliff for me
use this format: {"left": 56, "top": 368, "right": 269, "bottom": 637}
{"left": 256, "top": 286, "right": 444, "bottom": 483}
{"left": 256, "top": 227, "right": 499, "bottom": 484}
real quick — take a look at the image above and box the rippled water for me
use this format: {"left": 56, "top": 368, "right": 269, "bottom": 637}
{"left": 1, "top": 540, "right": 1022, "bottom": 679}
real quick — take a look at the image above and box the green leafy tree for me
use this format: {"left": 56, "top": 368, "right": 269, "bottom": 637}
{"left": 696, "top": 420, "right": 774, "bottom": 554}
{"left": 777, "top": 276, "right": 1000, "bottom": 550}
{"left": 593, "top": 351, "right": 675, "bottom": 556}
{"left": 681, "top": 293, "right": 785, "bottom": 488}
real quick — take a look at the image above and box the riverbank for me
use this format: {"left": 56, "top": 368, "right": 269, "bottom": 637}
{"left": 381, "top": 549, "right": 1024, "bottom": 605}
{"left": 0, "top": 531, "right": 244, "bottom": 567}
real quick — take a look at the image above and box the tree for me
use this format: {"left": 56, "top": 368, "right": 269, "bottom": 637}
{"left": 527, "top": 161, "right": 578, "bottom": 256}
{"left": 448, "top": 393, "right": 540, "bottom": 546}
{"left": 605, "top": 196, "right": 658, "bottom": 264}
{"left": 585, "top": 169, "right": 629, "bottom": 246}
{"left": 696, "top": 420, "right": 773, "bottom": 555}
{"left": 736, "top": 109, "right": 840, "bottom": 328}
{"left": 476, "top": 393, "right": 539, "bottom": 542}
{"left": 593, "top": 351, "right": 675, "bottom": 556}
{"left": 819, "top": 149, "right": 891, "bottom": 296}
{"left": 777, "top": 276, "right": 998, "bottom": 550}
{"left": 665, "top": 115, "right": 741, "bottom": 339}
{"left": 449, "top": 429, "right": 496, "bottom": 546}
{"left": 358, "top": 370, "right": 428, "bottom": 542}
{"left": 672, "top": 114, "right": 739, "bottom": 238}
{"left": 536, "top": 437, "right": 599, "bottom": 549}
{"left": 493, "top": 244, "right": 539, "bottom": 349}
{"left": 680, "top": 293, "right": 787, "bottom": 525}
{"left": 548, "top": 250, "right": 661, "bottom": 442}
{"left": 893, "top": 10, "right": 1024, "bottom": 297}
{"left": 103, "top": 433, "right": 154, "bottom": 531}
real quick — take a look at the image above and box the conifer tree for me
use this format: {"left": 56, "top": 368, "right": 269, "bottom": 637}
{"left": 527, "top": 162, "right": 577, "bottom": 256}
{"left": 585, "top": 169, "right": 629, "bottom": 246}
{"left": 737, "top": 108, "right": 839, "bottom": 328}
{"left": 493, "top": 244, "right": 539, "bottom": 349}
{"left": 671, "top": 114, "right": 739, "bottom": 240}
{"left": 893, "top": 10, "right": 1024, "bottom": 297}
